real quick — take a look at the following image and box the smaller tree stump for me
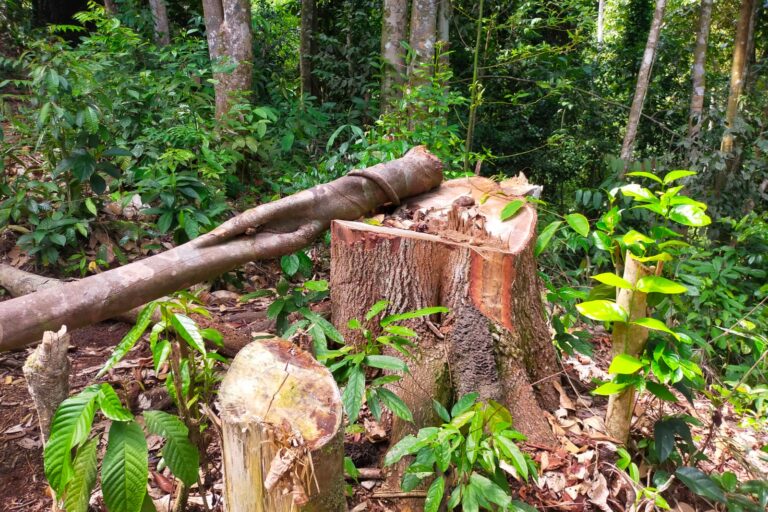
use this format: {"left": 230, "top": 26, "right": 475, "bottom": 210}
{"left": 219, "top": 337, "right": 344, "bottom": 512}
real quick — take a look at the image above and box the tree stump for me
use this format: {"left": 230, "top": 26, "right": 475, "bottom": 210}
{"left": 330, "top": 177, "right": 560, "bottom": 502}
{"left": 218, "top": 337, "right": 345, "bottom": 512}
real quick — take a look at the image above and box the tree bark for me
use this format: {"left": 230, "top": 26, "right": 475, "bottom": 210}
{"left": 597, "top": 0, "right": 605, "bottom": 47}
{"left": 437, "top": 0, "right": 451, "bottom": 60}
{"left": 149, "top": 0, "right": 171, "bottom": 46}
{"left": 687, "top": 0, "right": 713, "bottom": 155}
{"left": 381, "top": 0, "right": 408, "bottom": 112}
{"left": 408, "top": 0, "right": 438, "bottom": 78}
{"left": 202, "top": 0, "right": 254, "bottom": 118}
{"left": 619, "top": 0, "right": 666, "bottom": 178}
{"left": 605, "top": 254, "right": 651, "bottom": 444}
{"left": 331, "top": 178, "right": 559, "bottom": 505}
{"left": 0, "top": 147, "right": 443, "bottom": 352}
{"left": 219, "top": 337, "right": 344, "bottom": 511}
{"left": 299, "top": 0, "right": 318, "bottom": 98}
{"left": 104, "top": 0, "right": 117, "bottom": 16}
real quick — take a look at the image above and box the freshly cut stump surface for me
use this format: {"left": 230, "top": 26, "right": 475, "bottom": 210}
{"left": 219, "top": 337, "right": 344, "bottom": 512}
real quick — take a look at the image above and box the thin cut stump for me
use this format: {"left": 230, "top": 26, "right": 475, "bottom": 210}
{"left": 219, "top": 337, "right": 344, "bottom": 512}
{"left": 331, "top": 177, "right": 560, "bottom": 507}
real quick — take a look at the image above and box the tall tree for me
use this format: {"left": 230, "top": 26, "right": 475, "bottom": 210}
{"left": 299, "top": 0, "right": 318, "bottom": 98}
{"left": 688, "top": 0, "right": 713, "bottom": 149}
{"left": 380, "top": 0, "right": 408, "bottom": 111}
{"left": 597, "top": 0, "right": 605, "bottom": 46}
{"left": 104, "top": 0, "right": 117, "bottom": 15}
{"left": 149, "top": 0, "right": 171, "bottom": 46}
{"left": 618, "top": 0, "right": 666, "bottom": 178}
{"left": 717, "top": 0, "right": 757, "bottom": 192}
{"left": 437, "top": 0, "right": 451, "bottom": 51}
{"left": 202, "top": 0, "right": 254, "bottom": 119}
{"left": 408, "top": 0, "right": 438, "bottom": 77}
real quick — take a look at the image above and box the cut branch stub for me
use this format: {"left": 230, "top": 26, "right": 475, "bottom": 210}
{"left": 331, "top": 176, "right": 559, "bottom": 449}
{"left": 219, "top": 337, "right": 344, "bottom": 512}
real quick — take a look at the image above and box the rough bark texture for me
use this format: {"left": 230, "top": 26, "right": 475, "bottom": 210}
{"left": 23, "top": 326, "right": 70, "bottom": 443}
{"left": 331, "top": 178, "right": 559, "bottom": 439}
{"left": 408, "top": 0, "right": 438, "bottom": 77}
{"left": 331, "top": 178, "right": 560, "bottom": 507}
{"left": 299, "top": 0, "right": 318, "bottom": 98}
{"left": 437, "top": 0, "right": 451, "bottom": 64}
{"left": 219, "top": 337, "right": 344, "bottom": 512}
{"left": 0, "top": 148, "right": 443, "bottom": 352}
{"left": 619, "top": 0, "right": 666, "bottom": 178}
{"left": 381, "top": 0, "right": 408, "bottom": 111}
{"left": 605, "top": 254, "right": 651, "bottom": 444}
{"left": 149, "top": 0, "right": 171, "bottom": 46}
{"left": 688, "top": 0, "right": 713, "bottom": 151}
{"left": 202, "top": 0, "right": 254, "bottom": 118}
{"left": 104, "top": 0, "right": 117, "bottom": 15}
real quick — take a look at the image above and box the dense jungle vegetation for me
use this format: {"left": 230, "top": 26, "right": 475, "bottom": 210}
{"left": 0, "top": 0, "right": 767, "bottom": 511}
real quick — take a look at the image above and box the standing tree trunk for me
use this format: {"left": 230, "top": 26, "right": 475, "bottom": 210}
{"left": 299, "top": 0, "right": 318, "bottom": 98}
{"left": 408, "top": 0, "right": 438, "bottom": 78}
{"left": 104, "top": 0, "right": 117, "bottom": 15}
{"left": 688, "top": 0, "right": 713, "bottom": 157}
{"left": 202, "top": 0, "right": 254, "bottom": 118}
{"left": 381, "top": 0, "right": 408, "bottom": 112}
{"left": 437, "top": 0, "right": 451, "bottom": 56}
{"left": 605, "top": 255, "right": 651, "bottom": 443}
{"left": 219, "top": 337, "right": 344, "bottom": 511}
{"left": 149, "top": 0, "right": 171, "bottom": 46}
{"left": 331, "top": 177, "right": 559, "bottom": 503}
{"left": 597, "top": 0, "right": 605, "bottom": 47}
{"left": 619, "top": 0, "right": 666, "bottom": 178}
{"left": 463, "top": 0, "right": 484, "bottom": 172}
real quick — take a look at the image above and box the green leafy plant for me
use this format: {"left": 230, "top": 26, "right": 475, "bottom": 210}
{"left": 385, "top": 395, "right": 535, "bottom": 512}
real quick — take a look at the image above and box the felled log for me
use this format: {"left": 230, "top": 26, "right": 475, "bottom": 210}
{"left": 0, "top": 147, "right": 442, "bottom": 351}
{"left": 331, "top": 176, "right": 559, "bottom": 442}
{"left": 218, "top": 337, "right": 344, "bottom": 512}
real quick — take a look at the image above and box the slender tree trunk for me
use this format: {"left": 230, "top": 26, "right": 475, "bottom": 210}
{"left": 437, "top": 0, "right": 451, "bottom": 57}
{"left": 104, "top": 0, "right": 117, "bottom": 15}
{"left": 716, "top": 0, "right": 756, "bottom": 193}
{"left": 597, "top": 0, "right": 605, "bottom": 46}
{"left": 463, "top": 0, "right": 484, "bottom": 172}
{"left": 619, "top": 0, "right": 666, "bottom": 178}
{"left": 687, "top": 0, "right": 713, "bottom": 153}
{"left": 299, "top": 0, "right": 318, "bottom": 98}
{"left": 149, "top": 0, "right": 171, "bottom": 46}
{"left": 202, "top": 0, "right": 254, "bottom": 118}
{"left": 408, "top": 0, "right": 438, "bottom": 78}
{"left": 381, "top": 0, "right": 408, "bottom": 112}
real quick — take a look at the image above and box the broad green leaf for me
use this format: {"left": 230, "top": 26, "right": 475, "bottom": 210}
{"left": 450, "top": 392, "right": 479, "bottom": 417}
{"left": 433, "top": 400, "right": 450, "bottom": 422}
{"left": 622, "top": 229, "right": 655, "bottom": 245}
{"left": 627, "top": 171, "right": 662, "bottom": 183}
{"left": 668, "top": 205, "right": 711, "bottom": 227}
{"left": 143, "top": 411, "right": 199, "bottom": 486}
{"left": 635, "top": 276, "right": 688, "bottom": 294}
{"left": 576, "top": 300, "right": 628, "bottom": 322}
{"left": 592, "top": 381, "right": 631, "bottom": 395}
{"left": 646, "top": 381, "right": 677, "bottom": 402}
{"left": 300, "top": 307, "right": 344, "bottom": 344}
{"left": 98, "top": 302, "right": 157, "bottom": 377}
{"left": 377, "top": 388, "right": 413, "bottom": 422}
{"left": 496, "top": 436, "right": 528, "bottom": 480}
{"left": 364, "top": 355, "right": 408, "bottom": 373}
{"left": 63, "top": 437, "right": 98, "bottom": 512}
{"left": 45, "top": 385, "right": 102, "bottom": 493}
{"left": 342, "top": 365, "right": 366, "bottom": 423}
{"left": 280, "top": 254, "right": 300, "bottom": 276}
{"left": 151, "top": 339, "right": 171, "bottom": 373}
{"left": 620, "top": 184, "right": 656, "bottom": 202}
{"left": 465, "top": 407, "right": 484, "bottom": 464}
{"left": 365, "top": 300, "right": 389, "bottom": 321}
{"left": 675, "top": 467, "right": 726, "bottom": 503}
{"left": 381, "top": 306, "right": 448, "bottom": 326}
{"left": 469, "top": 473, "right": 512, "bottom": 508}
{"left": 344, "top": 456, "right": 360, "bottom": 480}
{"left": 424, "top": 475, "right": 445, "bottom": 512}
{"left": 98, "top": 384, "right": 134, "bottom": 421}
{"left": 592, "top": 273, "right": 633, "bottom": 289}
{"left": 662, "top": 170, "right": 696, "bottom": 184}
{"left": 608, "top": 354, "right": 644, "bottom": 375}
{"left": 171, "top": 314, "right": 205, "bottom": 353}
{"left": 303, "top": 280, "right": 328, "bottom": 292}
{"left": 535, "top": 221, "right": 562, "bottom": 256}
{"left": 384, "top": 435, "right": 421, "bottom": 466}
{"left": 501, "top": 200, "right": 525, "bottom": 221}
{"left": 655, "top": 418, "right": 694, "bottom": 463}
{"left": 631, "top": 252, "right": 673, "bottom": 263}
{"left": 102, "top": 421, "right": 148, "bottom": 512}
{"left": 631, "top": 317, "right": 680, "bottom": 340}
{"left": 565, "top": 213, "right": 589, "bottom": 236}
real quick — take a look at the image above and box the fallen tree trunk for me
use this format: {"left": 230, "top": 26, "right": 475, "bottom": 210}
{"left": 0, "top": 147, "right": 442, "bottom": 352}
{"left": 330, "top": 177, "right": 560, "bottom": 506}
{"left": 219, "top": 337, "right": 344, "bottom": 511}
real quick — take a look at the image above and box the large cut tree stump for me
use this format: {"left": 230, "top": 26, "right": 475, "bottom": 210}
{"left": 218, "top": 337, "right": 344, "bottom": 512}
{"left": 330, "top": 177, "right": 560, "bottom": 501}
